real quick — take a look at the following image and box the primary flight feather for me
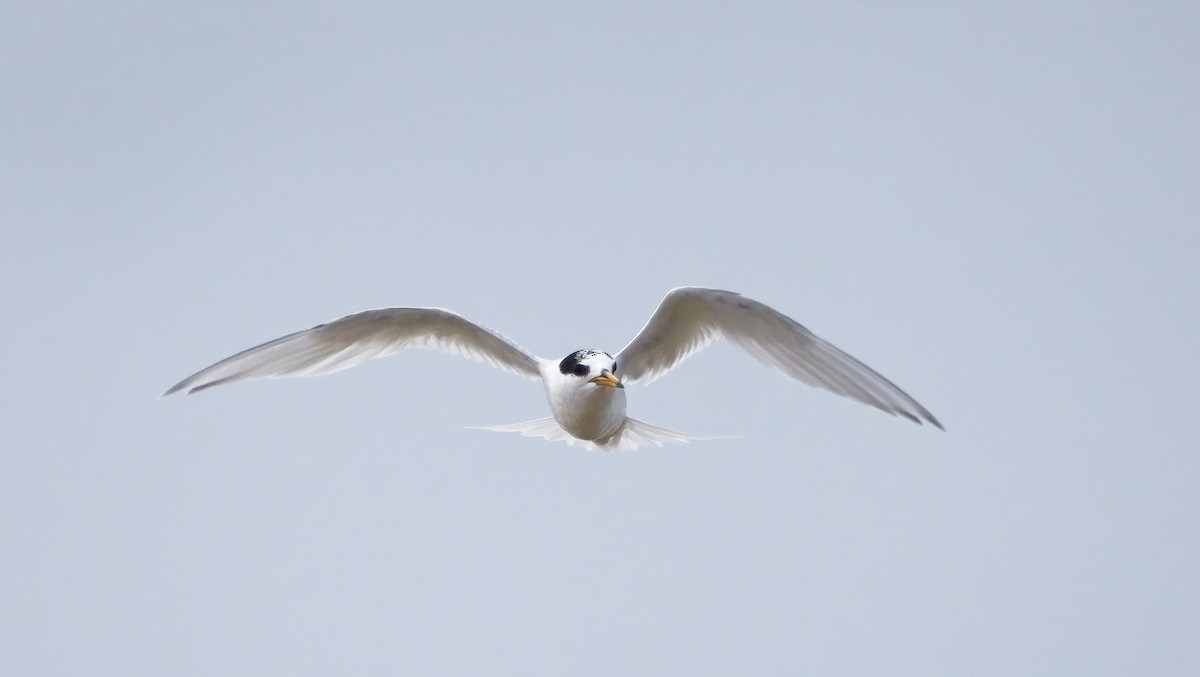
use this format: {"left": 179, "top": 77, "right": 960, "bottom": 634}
{"left": 165, "top": 287, "right": 942, "bottom": 450}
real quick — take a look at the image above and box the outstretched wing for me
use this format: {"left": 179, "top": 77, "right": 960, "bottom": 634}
{"left": 164, "top": 307, "right": 543, "bottom": 396}
{"left": 615, "top": 287, "right": 943, "bottom": 429}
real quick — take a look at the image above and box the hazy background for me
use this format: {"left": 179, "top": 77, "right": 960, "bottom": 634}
{"left": 3, "top": 2, "right": 1197, "bottom": 675}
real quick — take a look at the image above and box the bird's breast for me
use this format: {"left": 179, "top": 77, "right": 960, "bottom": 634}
{"left": 545, "top": 383, "right": 627, "bottom": 442}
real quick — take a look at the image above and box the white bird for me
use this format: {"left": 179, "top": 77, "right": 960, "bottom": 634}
{"left": 164, "top": 287, "right": 942, "bottom": 450}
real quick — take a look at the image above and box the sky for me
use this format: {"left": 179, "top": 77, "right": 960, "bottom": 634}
{"left": 2, "top": 2, "right": 1198, "bottom": 675}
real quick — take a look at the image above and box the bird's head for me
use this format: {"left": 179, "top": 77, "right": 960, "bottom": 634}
{"left": 558, "top": 350, "right": 623, "bottom": 389}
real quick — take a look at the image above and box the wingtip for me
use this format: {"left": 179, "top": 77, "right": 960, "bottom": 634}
{"left": 161, "top": 380, "right": 199, "bottom": 397}
{"left": 911, "top": 410, "right": 945, "bottom": 431}
{"left": 892, "top": 407, "right": 945, "bottom": 431}
{"left": 917, "top": 407, "right": 945, "bottom": 431}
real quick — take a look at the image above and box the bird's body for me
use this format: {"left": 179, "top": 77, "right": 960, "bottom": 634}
{"left": 165, "top": 287, "right": 942, "bottom": 450}
{"left": 539, "top": 351, "right": 627, "bottom": 442}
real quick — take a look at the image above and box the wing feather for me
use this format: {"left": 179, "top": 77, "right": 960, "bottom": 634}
{"left": 164, "top": 308, "right": 542, "bottom": 396}
{"left": 616, "top": 287, "right": 943, "bottom": 429}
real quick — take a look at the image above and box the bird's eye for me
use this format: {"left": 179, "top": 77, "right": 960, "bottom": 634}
{"left": 611, "top": 362, "right": 617, "bottom": 373}
{"left": 573, "top": 363, "right": 589, "bottom": 377}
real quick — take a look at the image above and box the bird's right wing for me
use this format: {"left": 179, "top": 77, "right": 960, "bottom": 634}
{"left": 615, "top": 287, "right": 942, "bottom": 429}
{"left": 164, "top": 308, "right": 543, "bottom": 396}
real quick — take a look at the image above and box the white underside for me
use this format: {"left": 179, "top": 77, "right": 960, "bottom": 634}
{"left": 470, "top": 417, "right": 728, "bottom": 452}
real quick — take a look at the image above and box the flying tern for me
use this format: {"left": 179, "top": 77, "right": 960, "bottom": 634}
{"left": 165, "top": 287, "right": 943, "bottom": 450}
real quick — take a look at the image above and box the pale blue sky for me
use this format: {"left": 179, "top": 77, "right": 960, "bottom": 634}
{"left": 2, "top": 2, "right": 1198, "bottom": 675}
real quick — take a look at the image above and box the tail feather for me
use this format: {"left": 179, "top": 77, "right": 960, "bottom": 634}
{"left": 469, "top": 417, "right": 733, "bottom": 452}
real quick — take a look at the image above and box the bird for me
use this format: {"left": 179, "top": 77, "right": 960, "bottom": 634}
{"left": 164, "top": 287, "right": 942, "bottom": 450}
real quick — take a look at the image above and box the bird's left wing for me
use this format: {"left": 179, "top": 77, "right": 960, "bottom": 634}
{"left": 615, "top": 287, "right": 943, "bottom": 429}
{"left": 164, "top": 308, "right": 543, "bottom": 396}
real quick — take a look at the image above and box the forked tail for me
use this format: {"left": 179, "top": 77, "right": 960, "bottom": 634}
{"left": 470, "top": 417, "right": 733, "bottom": 452}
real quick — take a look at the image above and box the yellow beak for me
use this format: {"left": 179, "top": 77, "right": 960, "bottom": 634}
{"left": 589, "top": 369, "right": 624, "bottom": 389}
